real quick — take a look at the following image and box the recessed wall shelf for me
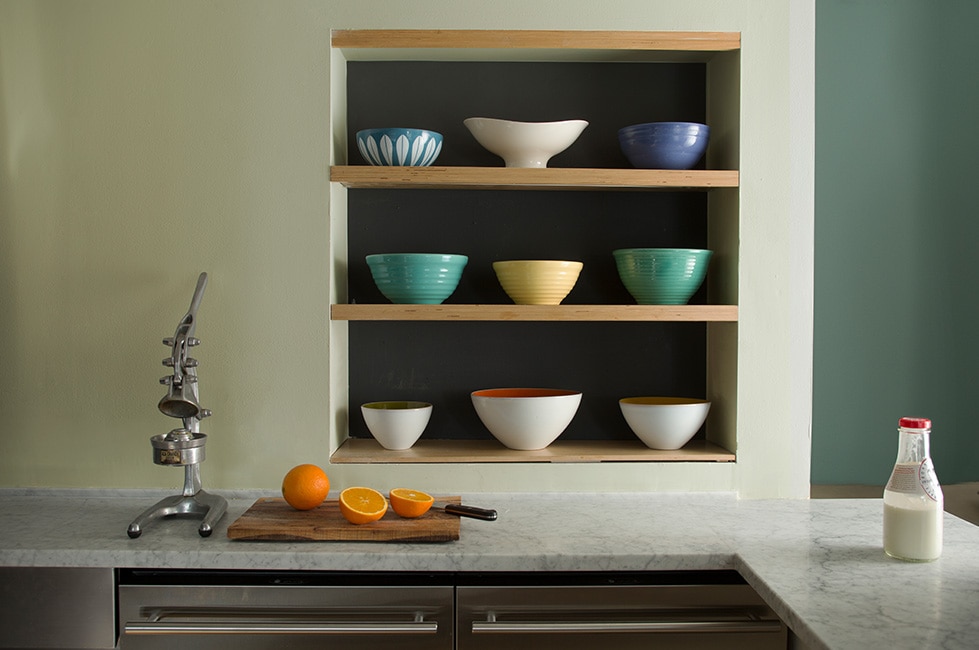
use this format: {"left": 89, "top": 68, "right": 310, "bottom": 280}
{"left": 329, "top": 29, "right": 741, "bottom": 467}
{"left": 331, "top": 304, "right": 738, "bottom": 322}
{"left": 331, "top": 29, "right": 740, "bottom": 57}
{"left": 331, "top": 438, "right": 736, "bottom": 464}
{"left": 329, "top": 166, "right": 739, "bottom": 191}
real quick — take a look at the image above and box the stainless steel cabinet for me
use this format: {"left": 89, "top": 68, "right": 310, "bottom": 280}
{"left": 0, "top": 567, "right": 116, "bottom": 649}
{"left": 116, "top": 569, "right": 787, "bottom": 650}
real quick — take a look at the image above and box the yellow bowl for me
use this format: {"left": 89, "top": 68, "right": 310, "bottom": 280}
{"left": 492, "top": 260, "right": 583, "bottom": 305}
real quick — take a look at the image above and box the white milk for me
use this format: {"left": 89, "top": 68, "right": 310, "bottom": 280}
{"left": 883, "top": 496, "right": 943, "bottom": 562}
{"left": 883, "top": 420, "right": 943, "bottom": 562}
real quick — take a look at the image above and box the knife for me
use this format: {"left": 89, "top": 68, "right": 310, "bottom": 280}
{"left": 436, "top": 503, "right": 497, "bottom": 521}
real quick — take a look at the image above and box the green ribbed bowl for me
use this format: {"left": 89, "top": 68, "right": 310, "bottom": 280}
{"left": 613, "top": 248, "right": 712, "bottom": 305}
{"left": 366, "top": 253, "right": 468, "bottom": 304}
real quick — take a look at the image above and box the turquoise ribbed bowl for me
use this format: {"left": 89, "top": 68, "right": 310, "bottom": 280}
{"left": 613, "top": 248, "right": 712, "bottom": 305}
{"left": 366, "top": 253, "right": 468, "bottom": 304}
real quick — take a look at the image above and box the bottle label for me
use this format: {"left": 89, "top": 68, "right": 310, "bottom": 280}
{"left": 919, "top": 459, "right": 940, "bottom": 501}
{"left": 886, "top": 461, "right": 940, "bottom": 501}
{"left": 886, "top": 463, "right": 920, "bottom": 494}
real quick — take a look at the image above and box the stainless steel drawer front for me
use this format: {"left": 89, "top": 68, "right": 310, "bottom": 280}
{"left": 119, "top": 584, "right": 453, "bottom": 650}
{"left": 458, "top": 583, "right": 787, "bottom": 650}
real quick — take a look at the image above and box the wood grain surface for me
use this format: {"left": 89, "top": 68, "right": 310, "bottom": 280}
{"left": 331, "top": 304, "right": 739, "bottom": 322}
{"left": 227, "top": 496, "right": 461, "bottom": 543}
{"left": 330, "top": 439, "right": 736, "bottom": 464}
{"left": 329, "top": 166, "right": 739, "bottom": 191}
{"left": 331, "top": 29, "right": 741, "bottom": 52}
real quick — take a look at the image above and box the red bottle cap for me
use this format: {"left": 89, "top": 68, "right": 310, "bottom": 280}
{"left": 899, "top": 417, "right": 931, "bottom": 430}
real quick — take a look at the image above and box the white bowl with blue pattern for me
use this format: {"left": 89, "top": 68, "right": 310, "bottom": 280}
{"left": 355, "top": 128, "right": 443, "bottom": 166}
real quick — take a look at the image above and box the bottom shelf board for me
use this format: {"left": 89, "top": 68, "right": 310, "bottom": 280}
{"left": 330, "top": 438, "right": 735, "bottom": 464}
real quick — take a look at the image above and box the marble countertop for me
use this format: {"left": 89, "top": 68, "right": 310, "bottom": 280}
{"left": 2, "top": 489, "right": 978, "bottom": 650}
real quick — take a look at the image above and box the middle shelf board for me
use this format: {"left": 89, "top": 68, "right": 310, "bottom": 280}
{"left": 331, "top": 304, "right": 738, "bottom": 322}
{"left": 330, "top": 166, "right": 739, "bottom": 191}
{"left": 330, "top": 438, "right": 736, "bottom": 464}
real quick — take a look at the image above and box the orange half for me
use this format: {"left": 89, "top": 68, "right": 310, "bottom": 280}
{"left": 339, "top": 486, "right": 388, "bottom": 524}
{"left": 389, "top": 488, "right": 434, "bottom": 518}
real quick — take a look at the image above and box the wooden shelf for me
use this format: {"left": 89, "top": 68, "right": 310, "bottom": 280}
{"left": 332, "top": 304, "right": 738, "bottom": 322}
{"left": 330, "top": 166, "right": 738, "bottom": 191}
{"left": 332, "top": 29, "right": 740, "bottom": 54}
{"left": 330, "top": 438, "right": 736, "bottom": 464}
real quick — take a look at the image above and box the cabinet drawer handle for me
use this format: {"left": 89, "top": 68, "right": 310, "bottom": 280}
{"left": 126, "top": 620, "right": 438, "bottom": 635}
{"left": 472, "top": 619, "right": 782, "bottom": 635}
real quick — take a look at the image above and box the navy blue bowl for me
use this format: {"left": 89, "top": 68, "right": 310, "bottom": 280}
{"left": 618, "top": 122, "right": 709, "bottom": 170}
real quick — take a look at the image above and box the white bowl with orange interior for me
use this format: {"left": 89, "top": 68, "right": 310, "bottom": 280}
{"left": 471, "top": 388, "right": 582, "bottom": 450}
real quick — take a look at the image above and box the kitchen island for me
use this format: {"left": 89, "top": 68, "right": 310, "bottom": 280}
{"left": 2, "top": 489, "right": 977, "bottom": 649}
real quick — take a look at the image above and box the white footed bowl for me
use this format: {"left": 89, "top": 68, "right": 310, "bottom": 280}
{"left": 471, "top": 388, "right": 582, "bottom": 450}
{"left": 619, "top": 397, "right": 710, "bottom": 450}
{"left": 463, "top": 117, "right": 588, "bottom": 168}
{"left": 361, "top": 401, "right": 433, "bottom": 450}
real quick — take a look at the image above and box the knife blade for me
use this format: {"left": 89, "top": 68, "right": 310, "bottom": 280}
{"left": 435, "top": 503, "right": 497, "bottom": 521}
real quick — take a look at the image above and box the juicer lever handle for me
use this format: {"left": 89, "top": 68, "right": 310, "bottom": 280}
{"left": 175, "top": 272, "right": 208, "bottom": 340}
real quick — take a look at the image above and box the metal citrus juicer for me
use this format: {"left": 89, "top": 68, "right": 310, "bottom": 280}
{"left": 127, "top": 272, "right": 227, "bottom": 538}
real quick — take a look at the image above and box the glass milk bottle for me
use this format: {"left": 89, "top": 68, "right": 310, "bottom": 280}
{"left": 883, "top": 417, "right": 943, "bottom": 561}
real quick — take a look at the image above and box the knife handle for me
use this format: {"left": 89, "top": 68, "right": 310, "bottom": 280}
{"left": 444, "top": 504, "right": 498, "bottom": 521}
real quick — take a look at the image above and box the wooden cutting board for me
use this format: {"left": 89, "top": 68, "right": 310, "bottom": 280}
{"left": 227, "top": 496, "right": 461, "bottom": 542}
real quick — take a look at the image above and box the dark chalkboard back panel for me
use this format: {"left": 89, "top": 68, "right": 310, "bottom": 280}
{"left": 347, "top": 189, "right": 708, "bottom": 306}
{"left": 344, "top": 59, "right": 711, "bottom": 444}
{"left": 346, "top": 61, "right": 706, "bottom": 168}
{"left": 348, "top": 321, "right": 707, "bottom": 442}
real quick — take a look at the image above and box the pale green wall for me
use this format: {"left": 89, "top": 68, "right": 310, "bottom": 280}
{"left": 813, "top": 0, "right": 979, "bottom": 485}
{"left": 1, "top": 0, "right": 335, "bottom": 489}
{"left": 0, "top": 0, "right": 813, "bottom": 494}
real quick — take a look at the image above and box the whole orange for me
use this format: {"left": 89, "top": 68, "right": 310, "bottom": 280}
{"left": 281, "top": 464, "right": 330, "bottom": 510}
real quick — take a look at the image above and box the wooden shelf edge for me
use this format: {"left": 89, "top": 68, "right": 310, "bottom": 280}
{"left": 330, "top": 438, "right": 736, "bottom": 464}
{"left": 331, "top": 29, "right": 740, "bottom": 52}
{"left": 329, "top": 166, "right": 739, "bottom": 191}
{"left": 331, "top": 304, "right": 738, "bottom": 322}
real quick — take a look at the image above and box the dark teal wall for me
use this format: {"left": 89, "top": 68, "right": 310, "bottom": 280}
{"left": 813, "top": 0, "right": 979, "bottom": 484}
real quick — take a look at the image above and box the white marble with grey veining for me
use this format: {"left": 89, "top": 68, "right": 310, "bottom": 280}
{"left": 2, "top": 488, "right": 978, "bottom": 649}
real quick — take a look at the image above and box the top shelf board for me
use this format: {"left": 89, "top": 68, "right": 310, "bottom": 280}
{"left": 331, "top": 29, "right": 741, "bottom": 62}
{"left": 330, "top": 167, "right": 739, "bottom": 191}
